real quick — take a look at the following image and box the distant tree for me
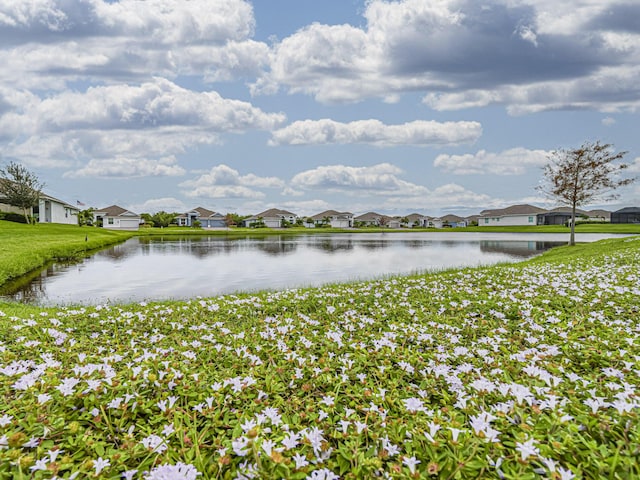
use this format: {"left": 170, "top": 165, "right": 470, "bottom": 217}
{"left": 77, "top": 207, "right": 95, "bottom": 226}
{"left": 537, "top": 141, "right": 635, "bottom": 245}
{"left": 224, "top": 213, "right": 247, "bottom": 227}
{"left": 0, "top": 161, "right": 44, "bottom": 224}
{"left": 153, "top": 211, "right": 178, "bottom": 228}
{"left": 140, "top": 213, "right": 154, "bottom": 226}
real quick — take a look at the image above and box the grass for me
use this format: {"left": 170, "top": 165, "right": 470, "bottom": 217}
{"left": 0, "top": 229, "right": 639, "bottom": 478}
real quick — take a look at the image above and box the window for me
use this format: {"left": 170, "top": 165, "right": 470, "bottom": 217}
{"left": 484, "top": 218, "right": 489, "bottom": 224}
{"left": 528, "top": 216, "right": 534, "bottom": 223}
{"left": 108, "top": 218, "right": 114, "bottom": 225}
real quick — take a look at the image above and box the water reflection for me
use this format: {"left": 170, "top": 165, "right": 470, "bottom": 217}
{"left": 0, "top": 232, "right": 626, "bottom": 306}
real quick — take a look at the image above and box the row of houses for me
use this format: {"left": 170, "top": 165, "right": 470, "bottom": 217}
{"left": 3, "top": 192, "right": 640, "bottom": 230}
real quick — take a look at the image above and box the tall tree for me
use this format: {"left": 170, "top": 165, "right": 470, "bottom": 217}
{"left": 537, "top": 141, "right": 634, "bottom": 245}
{"left": 0, "top": 161, "right": 44, "bottom": 224}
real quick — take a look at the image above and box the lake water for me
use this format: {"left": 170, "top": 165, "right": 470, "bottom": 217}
{"left": 0, "top": 232, "right": 626, "bottom": 306}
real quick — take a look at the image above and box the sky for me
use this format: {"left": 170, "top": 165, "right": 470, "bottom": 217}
{"left": 1, "top": 0, "right": 639, "bottom": 217}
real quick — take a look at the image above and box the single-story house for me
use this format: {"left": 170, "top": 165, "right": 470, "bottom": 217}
{"left": 1, "top": 191, "right": 79, "bottom": 225}
{"left": 440, "top": 214, "right": 467, "bottom": 228}
{"left": 405, "top": 213, "right": 428, "bottom": 228}
{"left": 611, "top": 207, "right": 640, "bottom": 224}
{"left": 537, "top": 207, "right": 589, "bottom": 226}
{"left": 538, "top": 207, "right": 611, "bottom": 225}
{"left": 465, "top": 215, "right": 481, "bottom": 226}
{"left": 478, "top": 204, "right": 548, "bottom": 226}
{"left": 586, "top": 210, "right": 611, "bottom": 222}
{"left": 176, "top": 207, "right": 226, "bottom": 228}
{"left": 244, "top": 208, "right": 297, "bottom": 228}
{"left": 93, "top": 205, "right": 141, "bottom": 230}
{"left": 307, "top": 210, "right": 354, "bottom": 228}
{"left": 426, "top": 217, "right": 443, "bottom": 228}
{"left": 354, "top": 212, "right": 398, "bottom": 227}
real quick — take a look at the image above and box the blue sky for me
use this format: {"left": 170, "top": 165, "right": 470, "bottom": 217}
{"left": 1, "top": 0, "right": 639, "bottom": 217}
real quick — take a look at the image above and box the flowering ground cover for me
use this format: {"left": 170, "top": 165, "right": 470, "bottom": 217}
{"left": 1, "top": 236, "right": 639, "bottom": 479}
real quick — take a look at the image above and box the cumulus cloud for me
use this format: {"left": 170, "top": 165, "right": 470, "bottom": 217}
{"left": 269, "top": 119, "right": 482, "bottom": 147}
{"left": 130, "top": 197, "right": 189, "bottom": 214}
{"left": 179, "top": 164, "right": 284, "bottom": 199}
{"left": 291, "top": 163, "right": 429, "bottom": 196}
{"left": 0, "top": 0, "right": 265, "bottom": 88}
{"left": 64, "top": 157, "right": 185, "bottom": 179}
{"left": 629, "top": 157, "right": 640, "bottom": 173}
{"left": 1, "top": 78, "right": 285, "bottom": 174}
{"left": 254, "top": 0, "right": 640, "bottom": 113}
{"left": 434, "top": 148, "right": 550, "bottom": 175}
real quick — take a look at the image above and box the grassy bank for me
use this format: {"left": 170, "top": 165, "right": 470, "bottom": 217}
{"left": 0, "top": 222, "right": 134, "bottom": 286}
{"left": 0, "top": 236, "right": 639, "bottom": 478}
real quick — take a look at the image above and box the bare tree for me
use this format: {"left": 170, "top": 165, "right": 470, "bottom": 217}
{"left": 0, "top": 161, "right": 44, "bottom": 224}
{"left": 537, "top": 141, "right": 634, "bottom": 245}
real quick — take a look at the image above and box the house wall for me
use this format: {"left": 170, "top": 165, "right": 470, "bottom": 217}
{"left": 480, "top": 214, "right": 537, "bottom": 226}
{"left": 103, "top": 216, "right": 140, "bottom": 230}
{"left": 330, "top": 218, "right": 352, "bottom": 228}
{"left": 38, "top": 199, "right": 78, "bottom": 225}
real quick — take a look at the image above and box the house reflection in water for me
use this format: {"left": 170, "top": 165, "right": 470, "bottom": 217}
{"left": 480, "top": 240, "right": 566, "bottom": 258}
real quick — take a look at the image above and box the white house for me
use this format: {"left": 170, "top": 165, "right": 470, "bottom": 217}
{"left": 478, "top": 204, "right": 548, "bottom": 226}
{"left": 1, "top": 191, "right": 79, "bottom": 225}
{"left": 440, "top": 214, "right": 467, "bottom": 227}
{"left": 308, "top": 210, "right": 354, "bottom": 228}
{"left": 93, "top": 205, "right": 141, "bottom": 230}
{"left": 244, "top": 208, "right": 298, "bottom": 228}
{"left": 405, "top": 213, "right": 428, "bottom": 228}
{"left": 176, "top": 207, "right": 226, "bottom": 228}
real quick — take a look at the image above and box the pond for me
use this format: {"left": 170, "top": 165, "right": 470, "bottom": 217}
{"left": 0, "top": 232, "right": 626, "bottom": 306}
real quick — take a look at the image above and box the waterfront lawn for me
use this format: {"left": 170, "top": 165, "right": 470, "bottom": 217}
{"left": 0, "top": 221, "right": 133, "bottom": 285}
{"left": 0, "top": 236, "right": 639, "bottom": 479}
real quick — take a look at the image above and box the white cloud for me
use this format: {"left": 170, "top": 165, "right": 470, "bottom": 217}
{"left": 434, "top": 148, "right": 550, "bottom": 175}
{"left": 291, "top": 163, "right": 429, "bottom": 196}
{"left": 602, "top": 116, "right": 616, "bottom": 126}
{"left": 179, "top": 164, "right": 284, "bottom": 199}
{"left": 269, "top": 119, "right": 482, "bottom": 147}
{"left": 0, "top": 0, "right": 265, "bottom": 88}
{"left": 64, "top": 157, "right": 185, "bottom": 179}
{"left": 254, "top": 0, "right": 640, "bottom": 113}
{"left": 1, "top": 78, "right": 285, "bottom": 174}
{"left": 629, "top": 157, "right": 640, "bottom": 173}
{"left": 130, "top": 197, "right": 188, "bottom": 214}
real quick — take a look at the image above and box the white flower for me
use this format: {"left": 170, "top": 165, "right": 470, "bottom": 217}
{"left": 93, "top": 457, "right": 110, "bottom": 475}
{"left": 141, "top": 434, "right": 167, "bottom": 454}
{"left": 403, "top": 456, "right": 421, "bottom": 474}
{"left": 403, "top": 397, "right": 425, "bottom": 413}
{"left": 143, "top": 462, "right": 201, "bottom": 480}
{"left": 306, "top": 468, "right": 339, "bottom": 480}
{"left": 293, "top": 452, "right": 309, "bottom": 469}
{"left": 516, "top": 438, "right": 539, "bottom": 461}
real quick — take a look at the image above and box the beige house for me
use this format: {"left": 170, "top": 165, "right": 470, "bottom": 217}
{"left": 93, "top": 205, "right": 141, "bottom": 230}
{"left": 244, "top": 208, "right": 298, "bottom": 228}
{"left": 307, "top": 210, "right": 354, "bottom": 228}
{"left": 478, "top": 204, "right": 548, "bottom": 226}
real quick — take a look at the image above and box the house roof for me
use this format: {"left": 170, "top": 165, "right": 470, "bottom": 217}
{"left": 183, "top": 207, "right": 223, "bottom": 218}
{"left": 587, "top": 209, "right": 611, "bottom": 218}
{"left": 544, "top": 207, "right": 589, "bottom": 216}
{"left": 405, "top": 213, "right": 426, "bottom": 221}
{"left": 39, "top": 193, "right": 79, "bottom": 211}
{"left": 480, "top": 204, "right": 548, "bottom": 216}
{"left": 309, "top": 210, "right": 353, "bottom": 220}
{"left": 613, "top": 206, "right": 640, "bottom": 213}
{"left": 254, "top": 208, "right": 297, "bottom": 217}
{"left": 354, "top": 212, "right": 383, "bottom": 221}
{"left": 95, "top": 205, "right": 139, "bottom": 217}
{"left": 440, "top": 214, "right": 465, "bottom": 222}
